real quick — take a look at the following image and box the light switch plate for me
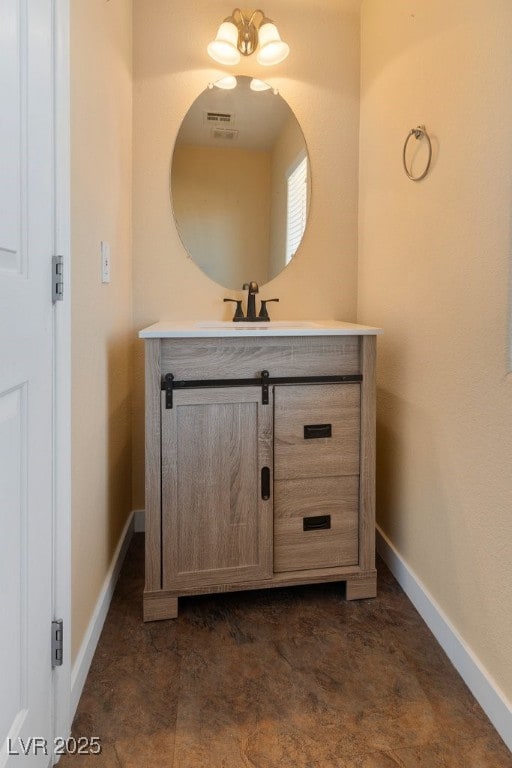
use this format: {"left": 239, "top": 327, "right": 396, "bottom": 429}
{"left": 101, "top": 241, "right": 111, "bottom": 284}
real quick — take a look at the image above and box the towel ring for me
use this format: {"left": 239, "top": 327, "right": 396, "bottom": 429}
{"left": 403, "top": 125, "right": 432, "bottom": 181}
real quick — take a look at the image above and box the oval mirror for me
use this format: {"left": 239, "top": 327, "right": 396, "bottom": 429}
{"left": 170, "top": 75, "right": 310, "bottom": 290}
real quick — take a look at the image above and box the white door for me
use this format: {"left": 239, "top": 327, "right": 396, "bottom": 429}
{"left": 0, "top": 0, "right": 57, "bottom": 765}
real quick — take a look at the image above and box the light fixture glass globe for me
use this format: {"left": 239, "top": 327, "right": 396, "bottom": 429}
{"left": 250, "top": 78, "right": 272, "bottom": 92}
{"left": 207, "top": 21, "right": 241, "bottom": 65}
{"left": 256, "top": 21, "right": 289, "bottom": 65}
{"left": 214, "top": 75, "right": 238, "bottom": 90}
{"left": 249, "top": 77, "right": 272, "bottom": 92}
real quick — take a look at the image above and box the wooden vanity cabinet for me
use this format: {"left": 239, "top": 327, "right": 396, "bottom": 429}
{"left": 142, "top": 332, "right": 377, "bottom": 621}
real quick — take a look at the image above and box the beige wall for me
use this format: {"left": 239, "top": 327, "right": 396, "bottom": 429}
{"left": 70, "top": 0, "right": 133, "bottom": 662}
{"left": 359, "top": 0, "right": 512, "bottom": 703}
{"left": 131, "top": 0, "right": 362, "bottom": 508}
{"left": 172, "top": 145, "right": 271, "bottom": 287}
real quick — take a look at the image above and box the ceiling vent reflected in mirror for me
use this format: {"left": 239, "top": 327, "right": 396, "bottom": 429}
{"left": 204, "top": 111, "right": 235, "bottom": 126}
{"left": 212, "top": 128, "right": 239, "bottom": 141}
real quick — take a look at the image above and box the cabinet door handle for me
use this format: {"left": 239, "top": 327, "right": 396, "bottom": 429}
{"left": 303, "top": 515, "right": 331, "bottom": 531}
{"left": 261, "top": 466, "right": 271, "bottom": 500}
{"left": 304, "top": 423, "right": 332, "bottom": 439}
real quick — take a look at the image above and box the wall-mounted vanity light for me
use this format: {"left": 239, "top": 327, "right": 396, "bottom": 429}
{"left": 207, "top": 9, "right": 290, "bottom": 66}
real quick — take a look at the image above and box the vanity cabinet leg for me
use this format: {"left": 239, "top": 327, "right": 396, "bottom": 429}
{"left": 345, "top": 573, "right": 377, "bottom": 601}
{"left": 143, "top": 592, "right": 178, "bottom": 622}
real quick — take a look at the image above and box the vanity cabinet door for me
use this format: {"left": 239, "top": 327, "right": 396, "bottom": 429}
{"left": 273, "top": 383, "right": 360, "bottom": 573}
{"left": 161, "top": 387, "right": 273, "bottom": 590}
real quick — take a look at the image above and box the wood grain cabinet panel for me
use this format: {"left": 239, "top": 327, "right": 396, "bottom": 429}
{"left": 161, "top": 387, "right": 273, "bottom": 590}
{"left": 274, "top": 383, "right": 360, "bottom": 480}
{"left": 274, "top": 476, "right": 359, "bottom": 572}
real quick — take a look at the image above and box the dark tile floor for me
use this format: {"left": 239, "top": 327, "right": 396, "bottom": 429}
{"left": 60, "top": 534, "right": 512, "bottom": 767}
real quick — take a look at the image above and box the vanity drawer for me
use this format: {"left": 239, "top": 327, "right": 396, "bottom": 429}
{"left": 274, "top": 476, "right": 359, "bottom": 572}
{"left": 274, "top": 383, "right": 360, "bottom": 480}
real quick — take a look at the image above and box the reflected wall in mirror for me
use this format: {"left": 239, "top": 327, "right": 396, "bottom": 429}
{"left": 170, "top": 76, "right": 310, "bottom": 290}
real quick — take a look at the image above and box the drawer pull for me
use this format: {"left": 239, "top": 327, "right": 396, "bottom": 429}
{"left": 304, "top": 423, "right": 332, "bottom": 439}
{"left": 303, "top": 515, "right": 331, "bottom": 531}
{"left": 261, "top": 466, "right": 271, "bottom": 500}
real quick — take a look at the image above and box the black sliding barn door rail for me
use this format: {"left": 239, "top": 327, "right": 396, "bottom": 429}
{"left": 162, "top": 371, "right": 362, "bottom": 409}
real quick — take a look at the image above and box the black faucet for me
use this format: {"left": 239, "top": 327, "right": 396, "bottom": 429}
{"left": 224, "top": 282, "right": 280, "bottom": 322}
{"left": 242, "top": 281, "right": 259, "bottom": 321}
{"left": 258, "top": 298, "right": 279, "bottom": 321}
{"left": 223, "top": 298, "right": 245, "bottom": 321}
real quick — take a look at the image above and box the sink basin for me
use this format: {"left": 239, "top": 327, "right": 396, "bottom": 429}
{"left": 196, "top": 321, "right": 320, "bottom": 330}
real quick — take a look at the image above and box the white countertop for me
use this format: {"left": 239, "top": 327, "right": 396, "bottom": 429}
{"left": 139, "top": 320, "right": 383, "bottom": 339}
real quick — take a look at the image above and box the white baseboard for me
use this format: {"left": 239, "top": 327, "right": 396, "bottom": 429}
{"left": 70, "top": 511, "right": 135, "bottom": 717}
{"left": 376, "top": 525, "right": 512, "bottom": 753}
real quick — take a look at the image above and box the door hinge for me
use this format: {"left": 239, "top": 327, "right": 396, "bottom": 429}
{"left": 52, "top": 255, "right": 64, "bottom": 302}
{"left": 51, "top": 619, "right": 63, "bottom": 668}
